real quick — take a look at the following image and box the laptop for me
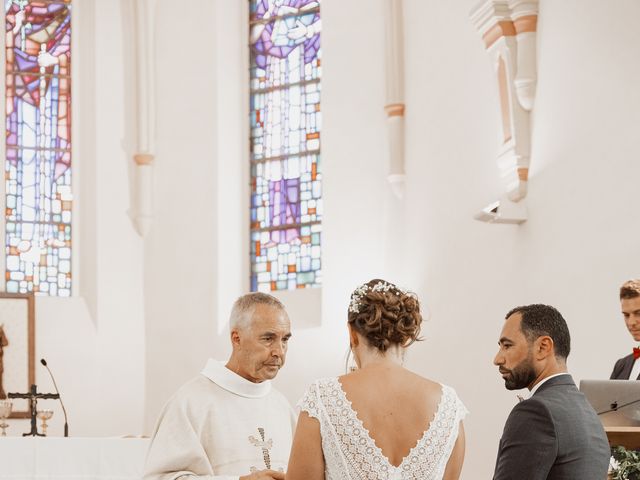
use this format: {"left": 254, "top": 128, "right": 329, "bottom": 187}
{"left": 579, "top": 379, "right": 640, "bottom": 427}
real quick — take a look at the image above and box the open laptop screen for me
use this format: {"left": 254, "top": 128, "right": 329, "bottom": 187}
{"left": 580, "top": 379, "right": 640, "bottom": 427}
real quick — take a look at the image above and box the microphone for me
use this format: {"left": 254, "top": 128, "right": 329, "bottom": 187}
{"left": 40, "top": 358, "right": 69, "bottom": 437}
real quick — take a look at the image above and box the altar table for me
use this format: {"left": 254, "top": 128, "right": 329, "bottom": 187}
{"left": 0, "top": 437, "right": 149, "bottom": 480}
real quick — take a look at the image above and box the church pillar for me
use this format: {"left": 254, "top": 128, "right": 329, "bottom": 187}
{"left": 384, "top": 0, "right": 406, "bottom": 199}
{"left": 471, "top": 0, "right": 538, "bottom": 207}
{"left": 131, "top": 0, "right": 157, "bottom": 237}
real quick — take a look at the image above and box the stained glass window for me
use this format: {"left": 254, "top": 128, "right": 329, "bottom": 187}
{"left": 249, "top": 0, "right": 322, "bottom": 292}
{"left": 5, "top": 0, "right": 72, "bottom": 296}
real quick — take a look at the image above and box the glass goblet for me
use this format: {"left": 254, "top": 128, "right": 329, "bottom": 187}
{"left": 0, "top": 400, "right": 12, "bottom": 436}
{"left": 36, "top": 409, "right": 53, "bottom": 436}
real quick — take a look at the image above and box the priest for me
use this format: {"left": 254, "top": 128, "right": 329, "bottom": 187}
{"left": 144, "top": 293, "right": 295, "bottom": 480}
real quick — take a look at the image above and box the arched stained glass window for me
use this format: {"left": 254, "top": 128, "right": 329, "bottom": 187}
{"left": 249, "top": 0, "right": 322, "bottom": 292}
{"left": 5, "top": 0, "right": 72, "bottom": 296}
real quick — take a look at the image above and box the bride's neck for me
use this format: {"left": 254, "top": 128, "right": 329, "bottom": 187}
{"left": 355, "top": 344, "right": 404, "bottom": 369}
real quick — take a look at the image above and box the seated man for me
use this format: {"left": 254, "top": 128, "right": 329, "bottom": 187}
{"left": 493, "top": 304, "right": 610, "bottom": 480}
{"left": 611, "top": 279, "right": 640, "bottom": 380}
{"left": 144, "top": 293, "right": 295, "bottom": 480}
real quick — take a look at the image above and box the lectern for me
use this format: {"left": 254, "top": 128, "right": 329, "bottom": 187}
{"left": 605, "top": 426, "right": 640, "bottom": 450}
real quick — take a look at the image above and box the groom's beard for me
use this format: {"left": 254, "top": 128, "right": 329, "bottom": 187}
{"left": 500, "top": 354, "right": 537, "bottom": 390}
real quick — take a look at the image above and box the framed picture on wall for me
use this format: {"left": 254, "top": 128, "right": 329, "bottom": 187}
{"left": 0, "top": 293, "right": 35, "bottom": 419}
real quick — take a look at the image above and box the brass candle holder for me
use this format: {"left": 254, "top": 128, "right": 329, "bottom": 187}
{"left": 36, "top": 409, "right": 53, "bottom": 436}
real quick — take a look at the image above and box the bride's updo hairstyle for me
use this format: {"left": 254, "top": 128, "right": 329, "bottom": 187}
{"left": 347, "top": 279, "right": 423, "bottom": 353}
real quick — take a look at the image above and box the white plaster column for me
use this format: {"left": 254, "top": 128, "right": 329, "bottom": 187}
{"left": 131, "top": 0, "right": 157, "bottom": 237}
{"left": 512, "top": 0, "right": 538, "bottom": 111}
{"left": 384, "top": 0, "right": 406, "bottom": 199}
{"left": 471, "top": 0, "right": 538, "bottom": 206}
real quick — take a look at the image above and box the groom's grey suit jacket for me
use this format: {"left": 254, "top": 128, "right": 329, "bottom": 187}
{"left": 493, "top": 374, "right": 610, "bottom": 480}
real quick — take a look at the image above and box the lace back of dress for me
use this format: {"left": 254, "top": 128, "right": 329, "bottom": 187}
{"left": 299, "top": 378, "right": 466, "bottom": 480}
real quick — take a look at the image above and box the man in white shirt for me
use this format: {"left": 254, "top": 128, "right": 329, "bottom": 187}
{"left": 144, "top": 292, "right": 295, "bottom": 480}
{"left": 492, "top": 304, "right": 610, "bottom": 480}
{"left": 611, "top": 279, "right": 640, "bottom": 380}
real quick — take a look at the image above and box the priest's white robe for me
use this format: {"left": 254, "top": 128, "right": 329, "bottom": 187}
{"left": 143, "top": 359, "right": 296, "bottom": 480}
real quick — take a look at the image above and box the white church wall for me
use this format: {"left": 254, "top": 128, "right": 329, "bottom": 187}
{"left": 90, "top": 0, "right": 146, "bottom": 437}
{"left": 213, "top": 0, "right": 249, "bottom": 338}
{"left": 143, "top": 0, "right": 223, "bottom": 431}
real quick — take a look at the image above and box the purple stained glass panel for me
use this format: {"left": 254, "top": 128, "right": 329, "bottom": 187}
{"left": 250, "top": 0, "right": 321, "bottom": 292}
{"left": 5, "top": 1, "right": 72, "bottom": 296}
{"left": 250, "top": 0, "right": 320, "bottom": 69}
{"left": 251, "top": 155, "right": 322, "bottom": 230}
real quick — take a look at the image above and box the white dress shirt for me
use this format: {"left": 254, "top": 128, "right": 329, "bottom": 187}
{"left": 629, "top": 353, "right": 640, "bottom": 380}
{"left": 526, "top": 372, "right": 571, "bottom": 399}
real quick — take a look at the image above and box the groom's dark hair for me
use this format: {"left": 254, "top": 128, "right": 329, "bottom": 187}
{"left": 506, "top": 304, "right": 571, "bottom": 360}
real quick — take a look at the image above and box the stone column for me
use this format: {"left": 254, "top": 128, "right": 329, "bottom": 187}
{"left": 384, "top": 0, "right": 406, "bottom": 199}
{"left": 131, "top": 0, "right": 157, "bottom": 236}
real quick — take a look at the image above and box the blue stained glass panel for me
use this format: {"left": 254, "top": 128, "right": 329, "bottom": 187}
{"left": 5, "top": 1, "right": 72, "bottom": 296}
{"left": 250, "top": 0, "right": 321, "bottom": 292}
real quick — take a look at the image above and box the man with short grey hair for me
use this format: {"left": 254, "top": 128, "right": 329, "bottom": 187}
{"left": 144, "top": 292, "right": 295, "bottom": 480}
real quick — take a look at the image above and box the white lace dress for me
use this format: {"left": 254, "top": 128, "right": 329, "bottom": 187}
{"left": 298, "top": 377, "right": 468, "bottom": 480}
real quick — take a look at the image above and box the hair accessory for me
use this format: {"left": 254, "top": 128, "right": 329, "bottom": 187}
{"left": 348, "top": 281, "right": 411, "bottom": 313}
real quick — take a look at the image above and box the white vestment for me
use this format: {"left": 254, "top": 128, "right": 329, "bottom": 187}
{"left": 144, "top": 359, "right": 296, "bottom": 480}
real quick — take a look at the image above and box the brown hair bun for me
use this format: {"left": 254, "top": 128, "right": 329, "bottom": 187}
{"left": 348, "top": 279, "right": 423, "bottom": 352}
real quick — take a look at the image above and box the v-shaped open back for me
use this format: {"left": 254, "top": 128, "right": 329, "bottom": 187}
{"left": 335, "top": 378, "right": 445, "bottom": 469}
{"left": 299, "top": 377, "right": 468, "bottom": 480}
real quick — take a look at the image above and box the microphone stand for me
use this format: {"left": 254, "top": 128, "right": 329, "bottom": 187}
{"left": 40, "top": 359, "right": 69, "bottom": 437}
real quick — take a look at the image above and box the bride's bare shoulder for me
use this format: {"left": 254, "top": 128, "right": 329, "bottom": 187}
{"left": 408, "top": 371, "right": 443, "bottom": 390}
{"left": 338, "top": 368, "right": 442, "bottom": 394}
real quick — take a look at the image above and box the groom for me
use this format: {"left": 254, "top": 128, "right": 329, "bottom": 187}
{"left": 492, "top": 304, "right": 609, "bottom": 479}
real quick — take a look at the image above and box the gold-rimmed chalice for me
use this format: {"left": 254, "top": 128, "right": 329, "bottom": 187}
{"left": 0, "top": 400, "right": 12, "bottom": 436}
{"left": 36, "top": 409, "right": 53, "bottom": 436}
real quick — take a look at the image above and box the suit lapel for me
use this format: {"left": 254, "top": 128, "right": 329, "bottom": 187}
{"left": 621, "top": 355, "right": 635, "bottom": 380}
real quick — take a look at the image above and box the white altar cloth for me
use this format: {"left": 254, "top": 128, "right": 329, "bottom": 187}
{"left": 0, "top": 437, "right": 149, "bottom": 480}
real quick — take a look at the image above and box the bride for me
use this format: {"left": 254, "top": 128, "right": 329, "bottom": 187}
{"left": 286, "top": 279, "right": 467, "bottom": 480}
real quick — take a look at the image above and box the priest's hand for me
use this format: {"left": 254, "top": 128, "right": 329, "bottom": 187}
{"left": 240, "top": 470, "right": 286, "bottom": 480}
